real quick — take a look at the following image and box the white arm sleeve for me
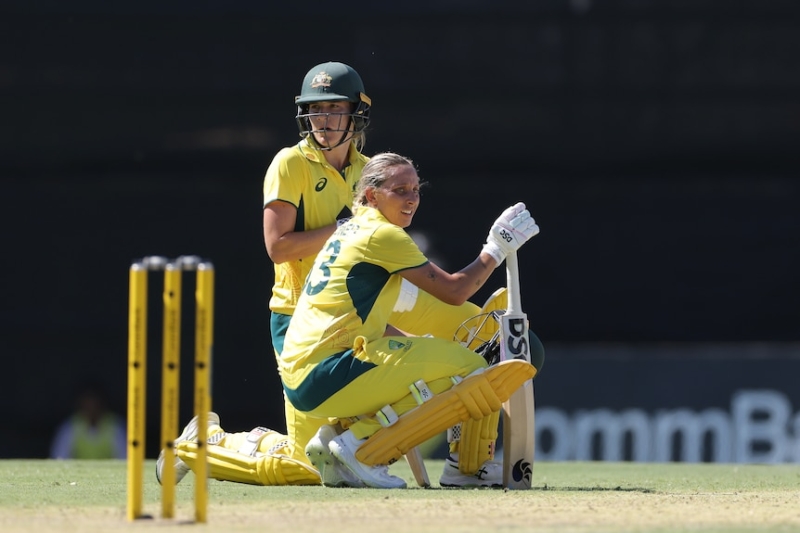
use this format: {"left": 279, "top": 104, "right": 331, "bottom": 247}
{"left": 393, "top": 278, "right": 419, "bottom": 313}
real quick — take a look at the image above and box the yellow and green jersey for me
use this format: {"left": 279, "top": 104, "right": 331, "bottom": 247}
{"left": 279, "top": 206, "right": 428, "bottom": 388}
{"left": 263, "top": 138, "right": 368, "bottom": 315}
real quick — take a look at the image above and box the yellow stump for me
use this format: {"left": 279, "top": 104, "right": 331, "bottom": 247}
{"left": 160, "top": 262, "right": 182, "bottom": 518}
{"left": 193, "top": 262, "right": 214, "bottom": 523}
{"left": 126, "top": 263, "right": 148, "bottom": 521}
{"left": 126, "top": 255, "right": 214, "bottom": 523}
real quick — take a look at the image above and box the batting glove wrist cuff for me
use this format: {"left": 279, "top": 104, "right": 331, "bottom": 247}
{"left": 481, "top": 241, "right": 506, "bottom": 266}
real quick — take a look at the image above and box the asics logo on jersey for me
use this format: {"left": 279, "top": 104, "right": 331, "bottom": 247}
{"left": 315, "top": 177, "right": 328, "bottom": 191}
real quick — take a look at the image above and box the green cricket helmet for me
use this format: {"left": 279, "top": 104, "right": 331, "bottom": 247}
{"left": 295, "top": 61, "right": 372, "bottom": 149}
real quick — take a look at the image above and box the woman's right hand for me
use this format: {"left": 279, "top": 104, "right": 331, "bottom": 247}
{"left": 481, "top": 202, "right": 539, "bottom": 265}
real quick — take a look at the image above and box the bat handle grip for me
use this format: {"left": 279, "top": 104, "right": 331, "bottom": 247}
{"left": 505, "top": 252, "right": 522, "bottom": 315}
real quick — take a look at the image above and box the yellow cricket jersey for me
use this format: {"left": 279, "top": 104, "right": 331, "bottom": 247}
{"left": 263, "top": 138, "right": 369, "bottom": 315}
{"left": 279, "top": 206, "right": 429, "bottom": 389}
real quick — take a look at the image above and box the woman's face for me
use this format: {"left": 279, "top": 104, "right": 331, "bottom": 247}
{"left": 368, "top": 164, "right": 420, "bottom": 228}
{"left": 307, "top": 101, "right": 354, "bottom": 148}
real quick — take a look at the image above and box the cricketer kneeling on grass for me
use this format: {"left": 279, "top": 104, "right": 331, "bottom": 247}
{"left": 275, "top": 154, "right": 541, "bottom": 488}
{"left": 163, "top": 286, "right": 544, "bottom": 488}
{"left": 159, "top": 153, "right": 545, "bottom": 488}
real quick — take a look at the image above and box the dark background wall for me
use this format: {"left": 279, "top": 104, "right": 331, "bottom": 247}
{"left": 2, "top": 1, "right": 799, "bottom": 459}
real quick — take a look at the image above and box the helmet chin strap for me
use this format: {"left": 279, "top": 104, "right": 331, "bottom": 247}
{"left": 310, "top": 117, "right": 355, "bottom": 151}
{"left": 312, "top": 132, "right": 349, "bottom": 151}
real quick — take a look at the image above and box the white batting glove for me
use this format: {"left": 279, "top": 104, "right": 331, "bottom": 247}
{"left": 481, "top": 202, "right": 539, "bottom": 265}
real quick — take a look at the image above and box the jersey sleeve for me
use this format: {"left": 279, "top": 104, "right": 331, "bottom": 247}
{"left": 367, "top": 224, "right": 429, "bottom": 274}
{"left": 263, "top": 147, "right": 306, "bottom": 208}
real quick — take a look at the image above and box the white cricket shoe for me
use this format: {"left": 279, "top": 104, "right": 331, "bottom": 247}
{"left": 305, "top": 425, "right": 365, "bottom": 488}
{"left": 328, "top": 430, "right": 407, "bottom": 489}
{"left": 156, "top": 411, "right": 221, "bottom": 485}
{"left": 439, "top": 457, "right": 503, "bottom": 488}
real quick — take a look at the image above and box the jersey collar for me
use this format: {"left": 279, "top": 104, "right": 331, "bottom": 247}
{"left": 298, "top": 137, "right": 360, "bottom": 168}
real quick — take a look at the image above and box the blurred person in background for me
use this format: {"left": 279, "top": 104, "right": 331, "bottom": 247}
{"left": 50, "top": 380, "right": 126, "bottom": 459}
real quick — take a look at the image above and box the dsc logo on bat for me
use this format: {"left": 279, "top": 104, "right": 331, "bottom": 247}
{"left": 502, "top": 316, "right": 529, "bottom": 362}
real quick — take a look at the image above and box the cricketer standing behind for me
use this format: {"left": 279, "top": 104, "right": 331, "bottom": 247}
{"left": 157, "top": 63, "right": 546, "bottom": 489}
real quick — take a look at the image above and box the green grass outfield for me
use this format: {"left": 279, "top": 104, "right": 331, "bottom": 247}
{"left": 1, "top": 460, "right": 799, "bottom": 533}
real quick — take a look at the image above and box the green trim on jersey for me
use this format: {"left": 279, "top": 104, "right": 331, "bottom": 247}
{"left": 347, "top": 262, "right": 392, "bottom": 322}
{"left": 283, "top": 349, "right": 376, "bottom": 411}
{"left": 270, "top": 312, "right": 291, "bottom": 355}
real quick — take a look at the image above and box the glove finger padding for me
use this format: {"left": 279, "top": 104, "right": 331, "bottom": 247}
{"left": 510, "top": 209, "right": 537, "bottom": 232}
{"left": 497, "top": 202, "right": 527, "bottom": 222}
{"left": 482, "top": 203, "right": 539, "bottom": 265}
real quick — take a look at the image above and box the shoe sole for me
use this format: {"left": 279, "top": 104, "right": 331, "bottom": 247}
{"left": 156, "top": 412, "right": 221, "bottom": 485}
{"left": 305, "top": 439, "right": 336, "bottom": 484}
{"left": 306, "top": 435, "right": 364, "bottom": 488}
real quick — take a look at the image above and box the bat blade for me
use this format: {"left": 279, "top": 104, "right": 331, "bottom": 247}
{"left": 404, "top": 446, "right": 430, "bottom": 488}
{"left": 500, "top": 252, "right": 535, "bottom": 489}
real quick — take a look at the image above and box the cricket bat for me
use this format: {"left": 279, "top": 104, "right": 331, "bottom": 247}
{"left": 499, "top": 251, "right": 535, "bottom": 489}
{"left": 405, "top": 446, "right": 430, "bottom": 488}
